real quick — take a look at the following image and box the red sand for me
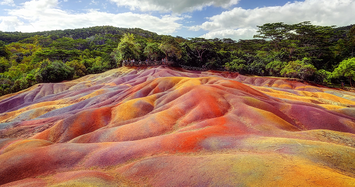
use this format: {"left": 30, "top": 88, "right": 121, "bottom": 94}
{"left": 1, "top": 66, "right": 355, "bottom": 186}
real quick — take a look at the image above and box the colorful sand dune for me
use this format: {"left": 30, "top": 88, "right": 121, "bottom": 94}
{"left": 1, "top": 66, "right": 355, "bottom": 186}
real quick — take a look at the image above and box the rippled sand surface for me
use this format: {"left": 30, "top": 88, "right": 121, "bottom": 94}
{"left": 1, "top": 66, "right": 355, "bottom": 186}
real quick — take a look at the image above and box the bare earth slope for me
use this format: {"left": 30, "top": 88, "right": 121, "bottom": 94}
{"left": 1, "top": 66, "right": 355, "bottom": 186}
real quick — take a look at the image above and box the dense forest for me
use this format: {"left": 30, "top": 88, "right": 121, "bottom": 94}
{"left": 1, "top": 22, "right": 355, "bottom": 96}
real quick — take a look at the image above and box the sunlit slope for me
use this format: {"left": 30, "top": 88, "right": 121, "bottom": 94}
{"left": 1, "top": 66, "right": 355, "bottom": 186}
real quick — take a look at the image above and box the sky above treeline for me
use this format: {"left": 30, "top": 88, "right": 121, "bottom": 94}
{"left": 1, "top": 0, "right": 355, "bottom": 40}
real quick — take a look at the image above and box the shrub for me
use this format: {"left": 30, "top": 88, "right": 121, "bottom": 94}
{"left": 39, "top": 60, "right": 74, "bottom": 82}
{"left": 280, "top": 57, "right": 317, "bottom": 80}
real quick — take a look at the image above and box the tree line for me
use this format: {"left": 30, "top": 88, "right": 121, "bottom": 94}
{"left": 0, "top": 22, "right": 355, "bottom": 96}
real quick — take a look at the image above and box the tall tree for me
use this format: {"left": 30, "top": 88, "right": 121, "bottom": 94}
{"left": 111, "top": 33, "right": 141, "bottom": 65}
{"left": 253, "top": 22, "right": 293, "bottom": 50}
{"left": 144, "top": 42, "right": 163, "bottom": 61}
{"left": 348, "top": 25, "right": 355, "bottom": 57}
{"left": 188, "top": 38, "right": 214, "bottom": 65}
{"left": 159, "top": 36, "right": 182, "bottom": 61}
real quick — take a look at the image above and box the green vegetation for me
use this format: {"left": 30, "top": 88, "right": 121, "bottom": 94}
{"left": 38, "top": 60, "right": 74, "bottom": 83}
{"left": 280, "top": 58, "right": 317, "bottom": 80}
{"left": 332, "top": 57, "right": 355, "bottom": 87}
{"left": 111, "top": 33, "right": 141, "bottom": 65}
{"left": 1, "top": 23, "right": 355, "bottom": 96}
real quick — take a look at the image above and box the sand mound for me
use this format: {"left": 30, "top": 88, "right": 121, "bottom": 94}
{"left": 1, "top": 66, "right": 355, "bottom": 186}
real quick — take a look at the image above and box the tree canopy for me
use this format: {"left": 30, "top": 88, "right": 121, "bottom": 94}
{"left": 332, "top": 57, "right": 355, "bottom": 86}
{"left": 1, "top": 22, "right": 355, "bottom": 96}
{"left": 111, "top": 33, "right": 141, "bottom": 65}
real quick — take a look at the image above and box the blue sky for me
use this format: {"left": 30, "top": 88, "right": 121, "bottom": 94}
{"left": 1, "top": 0, "right": 355, "bottom": 40}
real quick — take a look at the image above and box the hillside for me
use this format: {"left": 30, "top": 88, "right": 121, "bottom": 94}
{"left": 0, "top": 26, "right": 161, "bottom": 44}
{"left": 1, "top": 66, "right": 355, "bottom": 186}
{"left": 2, "top": 22, "right": 355, "bottom": 98}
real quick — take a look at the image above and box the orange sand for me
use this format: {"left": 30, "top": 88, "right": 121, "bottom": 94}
{"left": 0, "top": 66, "right": 355, "bottom": 186}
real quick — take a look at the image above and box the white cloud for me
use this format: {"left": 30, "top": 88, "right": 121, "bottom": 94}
{"left": 0, "top": 16, "right": 22, "bottom": 31}
{"left": 192, "top": 0, "right": 355, "bottom": 40}
{"left": 0, "top": 0, "right": 182, "bottom": 34}
{"left": 0, "top": 0, "right": 15, "bottom": 6}
{"left": 109, "top": 0, "right": 240, "bottom": 13}
{"left": 200, "top": 28, "right": 257, "bottom": 40}
{"left": 90, "top": 0, "right": 98, "bottom": 5}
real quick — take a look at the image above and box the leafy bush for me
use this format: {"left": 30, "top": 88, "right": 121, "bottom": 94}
{"left": 315, "top": 69, "right": 332, "bottom": 84}
{"left": 0, "top": 40, "right": 11, "bottom": 59}
{"left": 144, "top": 42, "right": 164, "bottom": 61}
{"left": 332, "top": 57, "right": 355, "bottom": 86}
{"left": 224, "top": 58, "right": 247, "bottom": 73}
{"left": 11, "top": 78, "right": 29, "bottom": 92}
{"left": 0, "top": 57, "right": 11, "bottom": 73}
{"left": 280, "top": 58, "right": 317, "bottom": 80}
{"left": 266, "top": 60, "right": 287, "bottom": 76}
{"left": 38, "top": 60, "right": 74, "bottom": 82}
{"left": 66, "top": 60, "right": 87, "bottom": 79}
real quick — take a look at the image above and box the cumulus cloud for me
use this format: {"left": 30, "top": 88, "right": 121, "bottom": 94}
{"left": 109, "top": 0, "right": 240, "bottom": 13}
{"left": 0, "top": 0, "right": 182, "bottom": 34}
{"left": 200, "top": 28, "right": 257, "bottom": 40}
{"left": 0, "top": 16, "right": 22, "bottom": 31}
{"left": 192, "top": 0, "right": 355, "bottom": 40}
{"left": 0, "top": 0, "right": 15, "bottom": 6}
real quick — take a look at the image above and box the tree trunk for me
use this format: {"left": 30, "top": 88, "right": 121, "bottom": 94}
{"left": 349, "top": 76, "right": 353, "bottom": 87}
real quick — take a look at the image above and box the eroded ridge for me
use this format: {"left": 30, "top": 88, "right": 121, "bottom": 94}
{"left": 1, "top": 66, "right": 355, "bottom": 186}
